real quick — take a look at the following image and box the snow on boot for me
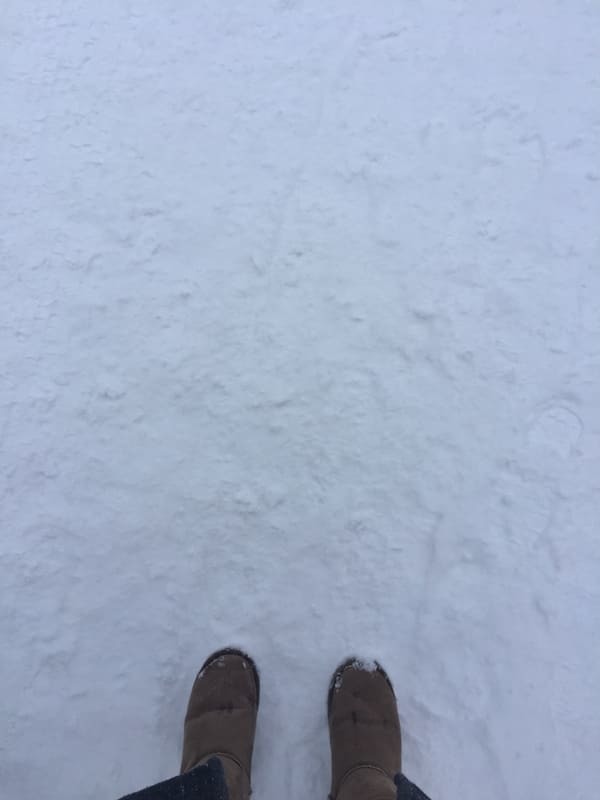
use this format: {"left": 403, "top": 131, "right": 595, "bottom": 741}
{"left": 181, "top": 648, "right": 260, "bottom": 800}
{"left": 328, "top": 658, "right": 401, "bottom": 800}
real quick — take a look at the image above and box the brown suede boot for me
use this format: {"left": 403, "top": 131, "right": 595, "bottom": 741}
{"left": 328, "top": 658, "right": 401, "bottom": 800}
{"left": 181, "top": 648, "right": 260, "bottom": 800}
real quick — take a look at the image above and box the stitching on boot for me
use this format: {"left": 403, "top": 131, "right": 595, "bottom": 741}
{"left": 334, "top": 763, "right": 392, "bottom": 799}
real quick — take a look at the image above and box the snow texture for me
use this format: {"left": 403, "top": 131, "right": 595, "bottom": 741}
{"left": 1, "top": 3, "right": 600, "bottom": 799}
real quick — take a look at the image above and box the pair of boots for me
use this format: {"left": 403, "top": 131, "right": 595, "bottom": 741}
{"left": 180, "top": 648, "right": 428, "bottom": 800}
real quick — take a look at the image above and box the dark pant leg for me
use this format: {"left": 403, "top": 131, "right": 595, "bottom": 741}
{"left": 118, "top": 756, "right": 228, "bottom": 800}
{"left": 395, "top": 773, "right": 431, "bottom": 800}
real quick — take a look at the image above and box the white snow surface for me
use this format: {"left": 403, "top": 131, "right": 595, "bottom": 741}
{"left": 2, "top": 3, "right": 600, "bottom": 799}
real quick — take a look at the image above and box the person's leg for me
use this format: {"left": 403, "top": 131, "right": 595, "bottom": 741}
{"left": 328, "top": 658, "right": 431, "bottom": 800}
{"left": 181, "top": 648, "right": 260, "bottom": 800}
{"left": 119, "top": 757, "right": 228, "bottom": 800}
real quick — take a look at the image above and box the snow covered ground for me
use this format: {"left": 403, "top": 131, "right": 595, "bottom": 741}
{"left": 2, "top": 2, "right": 600, "bottom": 799}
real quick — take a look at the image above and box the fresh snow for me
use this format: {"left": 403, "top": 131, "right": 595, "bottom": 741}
{"left": 2, "top": 3, "right": 600, "bottom": 800}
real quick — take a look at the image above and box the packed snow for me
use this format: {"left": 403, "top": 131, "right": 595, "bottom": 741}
{"left": 2, "top": 3, "right": 600, "bottom": 799}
